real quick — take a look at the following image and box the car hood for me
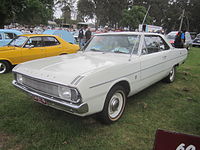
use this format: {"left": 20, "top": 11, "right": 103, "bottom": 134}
{"left": 13, "top": 52, "right": 130, "bottom": 86}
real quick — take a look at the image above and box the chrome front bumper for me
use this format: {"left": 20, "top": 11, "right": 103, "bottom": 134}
{"left": 12, "top": 80, "right": 88, "bottom": 115}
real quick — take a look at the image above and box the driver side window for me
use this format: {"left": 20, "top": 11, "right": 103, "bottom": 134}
{"left": 142, "top": 35, "right": 170, "bottom": 55}
{"left": 25, "top": 37, "right": 43, "bottom": 47}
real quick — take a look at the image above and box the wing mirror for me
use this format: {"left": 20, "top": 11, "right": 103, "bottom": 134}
{"left": 24, "top": 45, "right": 34, "bottom": 48}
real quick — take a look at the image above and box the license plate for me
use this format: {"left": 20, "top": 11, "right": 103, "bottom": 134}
{"left": 33, "top": 96, "right": 47, "bottom": 105}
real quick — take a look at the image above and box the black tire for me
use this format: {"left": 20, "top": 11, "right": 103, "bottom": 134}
{"left": 0, "top": 61, "right": 11, "bottom": 74}
{"left": 163, "top": 66, "right": 176, "bottom": 83}
{"left": 98, "top": 85, "right": 127, "bottom": 124}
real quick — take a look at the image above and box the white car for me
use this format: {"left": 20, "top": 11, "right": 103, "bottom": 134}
{"left": 12, "top": 32, "right": 188, "bottom": 124}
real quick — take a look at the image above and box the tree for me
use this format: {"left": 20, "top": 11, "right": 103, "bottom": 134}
{"left": 77, "top": 0, "right": 95, "bottom": 22}
{"left": 121, "top": 6, "right": 152, "bottom": 30}
{"left": 0, "top": 0, "right": 54, "bottom": 28}
{"left": 77, "top": 0, "right": 129, "bottom": 28}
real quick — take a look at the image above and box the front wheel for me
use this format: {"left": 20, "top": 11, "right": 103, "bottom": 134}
{"left": 0, "top": 61, "right": 11, "bottom": 74}
{"left": 163, "top": 66, "right": 176, "bottom": 83}
{"left": 98, "top": 85, "right": 127, "bottom": 124}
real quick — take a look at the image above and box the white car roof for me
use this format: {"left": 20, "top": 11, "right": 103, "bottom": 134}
{"left": 95, "top": 32, "right": 167, "bottom": 40}
{"left": 96, "top": 31, "right": 163, "bottom": 36}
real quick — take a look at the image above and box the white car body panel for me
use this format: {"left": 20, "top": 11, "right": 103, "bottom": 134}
{"left": 12, "top": 32, "right": 188, "bottom": 116}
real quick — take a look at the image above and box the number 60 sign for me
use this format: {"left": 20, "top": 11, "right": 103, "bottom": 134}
{"left": 176, "top": 143, "right": 196, "bottom": 150}
{"left": 153, "top": 130, "right": 200, "bottom": 150}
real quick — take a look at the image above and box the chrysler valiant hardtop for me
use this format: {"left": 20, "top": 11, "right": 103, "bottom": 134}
{"left": 12, "top": 32, "right": 188, "bottom": 124}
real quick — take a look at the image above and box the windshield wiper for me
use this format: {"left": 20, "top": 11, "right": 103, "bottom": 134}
{"left": 113, "top": 50, "right": 128, "bottom": 54}
{"left": 90, "top": 48, "right": 103, "bottom": 52}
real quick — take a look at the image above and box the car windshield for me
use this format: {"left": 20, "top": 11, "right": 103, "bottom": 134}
{"left": 166, "top": 34, "right": 176, "bottom": 40}
{"left": 83, "top": 35, "right": 140, "bottom": 55}
{"left": 8, "top": 36, "right": 28, "bottom": 47}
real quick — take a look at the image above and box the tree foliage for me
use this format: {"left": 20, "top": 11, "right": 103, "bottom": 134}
{"left": 77, "top": 0, "right": 200, "bottom": 32}
{"left": 78, "top": 0, "right": 129, "bottom": 27}
{"left": 121, "top": 6, "right": 152, "bottom": 30}
{"left": 0, "top": 0, "right": 54, "bottom": 28}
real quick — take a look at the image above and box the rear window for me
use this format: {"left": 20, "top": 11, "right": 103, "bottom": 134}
{"left": 26, "top": 37, "right": 43, "bottom": 47}
{"left": 4, "top": 32, "right": 17, "bottom": 39}
{"left": 43, "top": 37, "right": 60, "bottom": 46}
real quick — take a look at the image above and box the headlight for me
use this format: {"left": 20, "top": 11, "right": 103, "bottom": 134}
{"left": 16, "top": 74, "right": 24, "bottom": 84}
{"left": 58, "top": 85, "right": 81, "bottom": 103}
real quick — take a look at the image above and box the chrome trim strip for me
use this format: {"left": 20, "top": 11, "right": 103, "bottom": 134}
{"left": 89, "top": 54, "right": 187, "bottom": 88}
{"left": 89, "top": 71, "right": 139, "bottom": 89}
{"left": 71, "top": 75, "right": 81, "bottom": 85}
{"left": 12, "top": 80, "right": 88, "bottom": 114}
{"left": 74, "top": 76, "right": 85, "bottom": 85}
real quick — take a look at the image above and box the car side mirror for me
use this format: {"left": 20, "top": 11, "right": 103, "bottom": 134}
{"left": 24, "top": 45, "right": 34, "bottom": 48}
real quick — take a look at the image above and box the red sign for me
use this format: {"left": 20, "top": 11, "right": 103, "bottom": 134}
{"left": 153, "top": 129, "right": 200, "bottom": 150}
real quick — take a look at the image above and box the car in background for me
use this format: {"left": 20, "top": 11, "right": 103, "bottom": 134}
{"left": 166, "top": 31, "right": 192, "bottom": 49}
{"left": 12, "top": 32, "right": 188, "bottom": 124}
{"left": 0, "top": 29, "right": 22, "bottom": 47}
{"left": 192, "top": 33, "right": 200, "bottom": 47}
{"left": 189, "top": 32, "right": 197, "bottom": 40}
{"left": 43, "top": 30, "right": 76, "bottom": 44}
{"left": 0, "top": 34, "right": 80, "bottom": 74}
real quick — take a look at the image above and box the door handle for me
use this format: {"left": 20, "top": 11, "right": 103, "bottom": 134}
{"left": 162, "top": 56, "right": 167, "bottom": 59}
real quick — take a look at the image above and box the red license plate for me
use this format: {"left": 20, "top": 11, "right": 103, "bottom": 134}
{"left": 33, "top": 96, "right": 47, "bottom": 105}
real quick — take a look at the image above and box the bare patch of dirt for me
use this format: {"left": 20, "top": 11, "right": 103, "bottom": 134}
{"left": 0, "top": 132, "right": 23, "bottom": 150}
{"left": 0, "top": 132, "right": 11, "bottom": 149}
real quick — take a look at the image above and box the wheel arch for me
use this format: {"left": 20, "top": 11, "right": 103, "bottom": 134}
{"left": 108, "top": 80, "right": 131, "bottom": 97}
{"left": 0, "top": 59, "right": 12, "bottom": 65}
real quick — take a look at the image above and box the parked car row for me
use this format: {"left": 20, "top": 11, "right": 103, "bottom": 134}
{"left": 166, "top": 31, "right": 192, "bottom": 49}
{"left": 11, "top": 32, "right": 188, "bottom": 124}
{"left": 166, "top": 31, "right": 200, "bottom": 48}
{"left": 0, "top": 34, "right": 80, "bottom": 74}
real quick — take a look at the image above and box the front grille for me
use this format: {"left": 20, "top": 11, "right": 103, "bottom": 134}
{"left": 22, "top": 75, "right": 59, "bottom": 97}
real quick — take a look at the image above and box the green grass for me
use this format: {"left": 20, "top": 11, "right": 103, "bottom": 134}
{"left": 1, "top": 47, "right": 200, "bottom": 150}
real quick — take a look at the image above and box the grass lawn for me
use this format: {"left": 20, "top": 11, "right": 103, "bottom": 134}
{"left": 0, "top": 47, "right": 200, "bottom": 150}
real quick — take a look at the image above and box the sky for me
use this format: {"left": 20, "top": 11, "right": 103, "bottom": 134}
{"left": 54, "top": 7, "right": 62, "bottom": 18}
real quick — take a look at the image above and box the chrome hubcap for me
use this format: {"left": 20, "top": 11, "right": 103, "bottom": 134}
{"left": 169, "top": 68, "right": 175, "bottom": 81}
{"left": 0, "top": 63, "right": 6, "bottom": 74}
{"left": 108, "top": 92, "right": 124, "bottom": 119}
{"left": 111, "top": 98, "right": 119, "bottom": 112}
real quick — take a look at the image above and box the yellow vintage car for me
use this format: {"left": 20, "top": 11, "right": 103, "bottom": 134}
{"left": 0, "top": 34, "right": 80, "bottom": 73}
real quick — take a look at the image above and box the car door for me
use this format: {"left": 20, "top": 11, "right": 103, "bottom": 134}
{"left": 21, "top": 36, "right": 46, "bottom": 62}
{"left": 42, "top": 36, "right": 63, "bottom": 57}
{"left": 139, "top": 35, "right": 167, "bottom": 88}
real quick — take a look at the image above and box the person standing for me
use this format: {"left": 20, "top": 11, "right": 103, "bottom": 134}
{"left": 78, "top": 27, "right": 84, "bottom": 47}
{"left": 85, "top": 27, "right": 92, "bottom": 43}
{"left": 181, "top": 30, "right": 186, "bottom": 47}
{"left": 174, "top": 31, "right": 183, "bottom": 48}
